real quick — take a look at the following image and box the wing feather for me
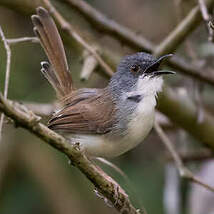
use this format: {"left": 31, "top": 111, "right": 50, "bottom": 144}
{"left": 48, "top": 88, "right": 116, "bottom": 134}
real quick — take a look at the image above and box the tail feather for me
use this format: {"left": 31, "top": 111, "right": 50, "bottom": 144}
{"left": 32, "top": 7, "right": 73, "bottom": 97}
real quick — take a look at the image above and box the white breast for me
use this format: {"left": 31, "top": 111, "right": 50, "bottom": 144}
{"left": 125, "top": 96, "right": 155, "bottom": 148}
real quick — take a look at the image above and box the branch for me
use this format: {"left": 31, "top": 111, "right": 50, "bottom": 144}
{"left": 80, "top": 50, "right": 98, "bottom": 81}
{"left": 0, "top": 95, "right": 142, "bottom": 214}
{"left": 0, "top": 26, "right": 12, "bottom": 142}
{"left": 64, "top": 0, "right": 214, "bottom": 86}
{"left": 167, "top": 56, "right": 214, "bottom": 87}
{"left": 154, "top": 121, "right": 214, "bottom": 192}
{"left": 198, "top": 0, "right": 214, "bottom": 41}
{"left": 7, "top": 37, "right": 39, "bottom": 45}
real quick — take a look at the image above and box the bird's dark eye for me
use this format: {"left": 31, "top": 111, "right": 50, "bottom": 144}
{"left": 130, "top": 64, "right": 140, "bottom": 73}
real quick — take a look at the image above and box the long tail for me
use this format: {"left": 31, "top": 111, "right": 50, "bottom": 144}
{"left": 31, "top": 7, "right": 73, "bottom": 98}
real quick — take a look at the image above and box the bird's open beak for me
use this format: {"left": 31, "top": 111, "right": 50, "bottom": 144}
{"left": 145, "top": 54, "right": 175, "bottom": 76}
{"left": 153, "top": 70, "right": 176, "bottom": 75}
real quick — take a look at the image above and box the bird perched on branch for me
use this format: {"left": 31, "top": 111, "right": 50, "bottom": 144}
{"left": 32, "top": 7, "right": 175, "bottom": 158}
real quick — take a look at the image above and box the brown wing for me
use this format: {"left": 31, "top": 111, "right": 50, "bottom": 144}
{"left": 48, "top": 88, "right": 116, "bottom": 134}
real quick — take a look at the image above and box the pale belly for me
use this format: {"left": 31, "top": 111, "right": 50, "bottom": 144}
{"left": 68, "top": 100, "right": 155, "bottom": 158}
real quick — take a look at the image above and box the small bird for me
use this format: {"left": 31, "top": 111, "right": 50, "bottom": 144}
{"left": 32, "top": 7, "right": 175, "bottom": 158}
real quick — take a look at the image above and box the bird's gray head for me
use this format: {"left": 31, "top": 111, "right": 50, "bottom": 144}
{"left": 109, "top": 52, "right": 174, "bottom": 99}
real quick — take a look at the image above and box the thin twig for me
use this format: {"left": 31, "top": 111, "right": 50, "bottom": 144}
{"left": 7, "top": 37, "right": 39, "bottom": 45}
{"left": 199, "top": 0, "right": 210, "bottom": 20}
{"left": 80, "top": 50, "right": 98, "bottom": 81}
{"left": 43, "top": 0, "right": 114, "bottom": 77}
{"left": 198, "top": 0, "right": 214, "bottom": 41}
{"left": 0, "top": 27, "right": 11, "bottom": 142}
{"left": 154, "top": 121, "right": 214, "bottom": 192}
{"left": 0, "top": 36, "right": 39, "bottom": 138}
{"left": 167, "top": 56, "right": 214, "bottom": 87}
{"left": 0, "top": 95, "right": 143, "bottom": 214}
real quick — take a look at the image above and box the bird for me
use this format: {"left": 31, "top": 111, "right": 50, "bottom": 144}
{"left": 31, "top": 7, "right": 175, "bottom": 158}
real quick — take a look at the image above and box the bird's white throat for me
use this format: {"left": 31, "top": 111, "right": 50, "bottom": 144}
{"left": 136, "top": 75, "right": 163, "bottom": 97}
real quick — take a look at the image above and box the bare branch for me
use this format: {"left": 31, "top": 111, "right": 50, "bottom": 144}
{"left": 43, "top": 0, "right": 114, "bottom": 77}
{"left": 7, "top": 37, "right": 39, "bottom": 45}
{"left": 167, "top": 56, "right": 214, "bottom": 86}
{"left": 199, "top": 0, "right": 210, "bottom": 20}
{"left": 198, "top": 0, "right": 214, "bottom": 41}
{"left": 0, "top": 95, "right": 143, "bottom": 214}
{"left": 154, "top": 121, "right": 214, "bottom": 192}
{"left": 80, "top": 50, "right": 98, "bottom": 81}
{"left": 0, "top": 26, "right": 11, "bottom": 142}
{"left": 0, "top": 34, "right": 38, "bottom": 141}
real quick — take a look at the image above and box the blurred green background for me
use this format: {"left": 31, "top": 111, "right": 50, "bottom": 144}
{"left": 0, "top": 0, "right": 214, "bottom": 214}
